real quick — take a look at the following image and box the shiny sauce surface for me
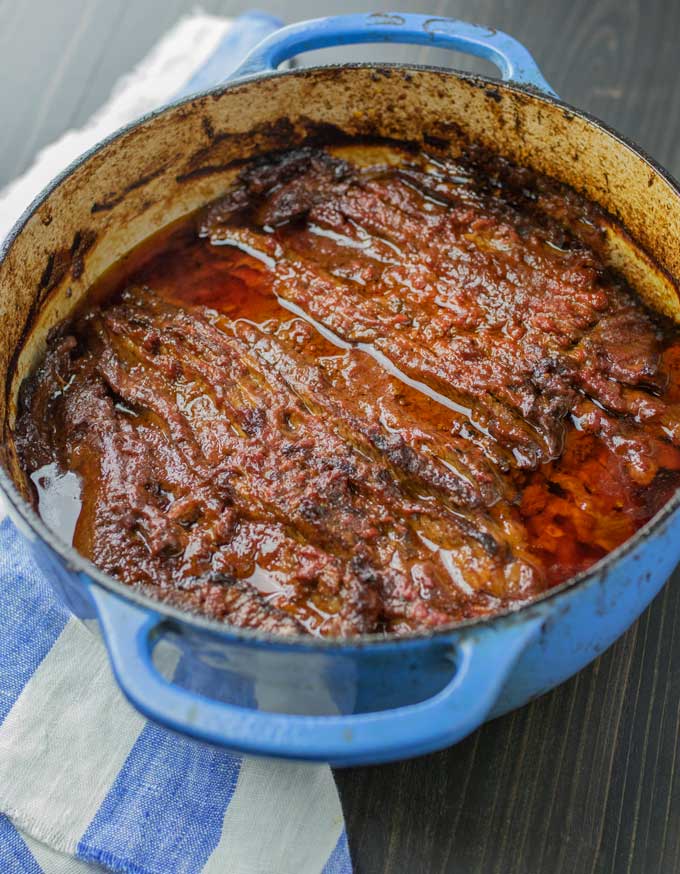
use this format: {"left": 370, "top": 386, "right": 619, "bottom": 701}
{"left": 16, "top": 143, "right": 680, "bottom": 636}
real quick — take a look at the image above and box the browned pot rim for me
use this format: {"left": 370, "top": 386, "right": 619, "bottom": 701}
{"left": 2, "top": 62, "right": 679, "bottom": 649}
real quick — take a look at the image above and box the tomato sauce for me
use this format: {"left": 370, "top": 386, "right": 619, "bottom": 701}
{"left": 15, "top": 142, "right": 680, "bottom": 636}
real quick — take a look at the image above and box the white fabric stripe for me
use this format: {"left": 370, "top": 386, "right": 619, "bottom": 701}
{"left": 0, "top": 14, "right": 233, "bottom": 241}
{"left": 84, "top": 617, "right": 181, "bottom": 681}
{"left": 0, "top": 617, "right": 147, "bottom": 853}
{"left": 82, "top": 619, "right": 100, "bottom": 636}
{"left": 202, "top": 757, "right": 344, "bottom": 874}
{"left": 24, "top": 831, "right": 107, "bottom": 873}
{"left": 253, "top": 650, "right": 341, "bottom": 716}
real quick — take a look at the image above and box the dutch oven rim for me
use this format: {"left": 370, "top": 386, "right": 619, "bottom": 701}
{"left": 2, "top": 60, "right": 679, "bottom": 650}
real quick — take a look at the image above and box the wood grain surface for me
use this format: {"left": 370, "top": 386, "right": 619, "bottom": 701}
{"left": 1, "top": 1, "right": 679, "bottom": 872}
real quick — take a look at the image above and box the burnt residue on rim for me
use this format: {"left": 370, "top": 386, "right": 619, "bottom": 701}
{"left": 176, "top": 117, "right": 358, "bottom": 183}
{"left": 176, "top": 127, "right": 423, "bottom": 184}
{"left": 39, "top": 229, "right": 97, "bottom": 294}
{"left": 91, "top": 164, "right": 169, "bottom": 213}
{"left": 3, "top": 227, "right": 97, "bottom": 450}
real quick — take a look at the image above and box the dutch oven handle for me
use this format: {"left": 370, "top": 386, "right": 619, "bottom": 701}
{"left": 228, "top": 12, "right": 557, "bottom": 96}
{"left": 90, "top": 585, "right": 542, "bottom": 765}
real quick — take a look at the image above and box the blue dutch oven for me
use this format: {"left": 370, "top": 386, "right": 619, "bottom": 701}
{"left": 1, "top": 13, "right": 680, "bottom": 766}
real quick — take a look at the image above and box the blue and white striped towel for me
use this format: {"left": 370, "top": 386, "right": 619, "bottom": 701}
{"left": 0, "top": 13, "right": 352, "bottom": 874}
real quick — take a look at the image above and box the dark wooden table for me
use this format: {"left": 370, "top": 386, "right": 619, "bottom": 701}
{"left": 2, "top": 1, "right": 680, "bottom": 871}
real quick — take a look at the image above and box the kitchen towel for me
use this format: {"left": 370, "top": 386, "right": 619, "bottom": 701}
{"left": 0, "top": 13, "right": 352, "bottom": 874}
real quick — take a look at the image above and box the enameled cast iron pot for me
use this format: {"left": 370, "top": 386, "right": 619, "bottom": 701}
{"left": 2, "top": 14, "right": 680, "bottom": 766}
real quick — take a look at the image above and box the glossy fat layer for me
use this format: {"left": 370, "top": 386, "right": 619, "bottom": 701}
{"left": 15, "top": 144, "right": 680, "bottom": 636}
